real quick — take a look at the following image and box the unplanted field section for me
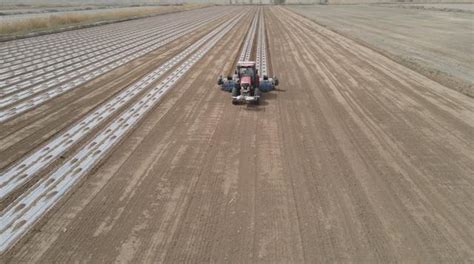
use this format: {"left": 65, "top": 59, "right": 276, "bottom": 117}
{"left": 287, "top": 4, "right": 474, "bottom": 96}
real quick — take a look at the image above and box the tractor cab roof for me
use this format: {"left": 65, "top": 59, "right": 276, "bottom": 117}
{"left": 237, "top": 61, "right": 256, "bottom": 68}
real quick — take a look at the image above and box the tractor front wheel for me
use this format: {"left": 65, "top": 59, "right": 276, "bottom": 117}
{"left": 232, "top": 86, "right": 240, "bottom": 97}
{"left": 254, "top": 88, "right": 261, "bottom": 105}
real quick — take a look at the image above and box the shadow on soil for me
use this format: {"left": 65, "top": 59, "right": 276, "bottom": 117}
{"left": 244, "top": 89, "right": 280, "bottom": 111}
{"left": 274, "top": 88, "right": 286, "bottom": 93}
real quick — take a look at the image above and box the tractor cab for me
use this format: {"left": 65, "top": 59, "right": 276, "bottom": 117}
{"left": 236, "top": 61, "right": 257, "bottom": 80}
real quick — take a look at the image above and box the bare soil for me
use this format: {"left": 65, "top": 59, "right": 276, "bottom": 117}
{"left": 1, "top": 6, "right": 473, "bottom": 263}
{"left": 288, "top": 4, "right": 474, "bottom": 97}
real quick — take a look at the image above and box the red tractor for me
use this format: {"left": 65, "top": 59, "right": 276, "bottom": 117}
{"left": 231, "top": 61, "right": 261, "bottom": 104}
{"left": 218, "top": 61, "right": 278, "bottom": 105}
{"left": 218, "top": 61, "right": 262, "bottom": 105}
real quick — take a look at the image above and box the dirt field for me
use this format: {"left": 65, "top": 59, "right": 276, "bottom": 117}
{"left": 0, "top": 6, "right": 473, "bottom": 263}
{"left": 382, "top": 3, "right": 474, "bottom": 12}
{"left": 288, "top": 4, "right": 474, "bottom": 97}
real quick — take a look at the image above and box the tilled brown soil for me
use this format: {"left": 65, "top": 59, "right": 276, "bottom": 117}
{"left": 287, "top": 4, "right": 474, "bottom": 97}
{"left": 1, "top": 6, "right": 473, "bottom": 263}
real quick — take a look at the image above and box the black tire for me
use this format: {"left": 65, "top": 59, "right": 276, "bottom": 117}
{"left": 255, "top": 88, "right": 261, "bottom": 97}
{"left": 232, "top": 86, "right": 240, "bottom": 97}
{"left": 254, "top": 88, "right": 261, "bottom": 105}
